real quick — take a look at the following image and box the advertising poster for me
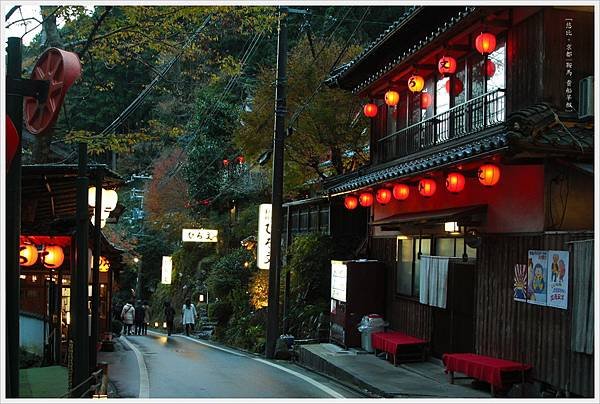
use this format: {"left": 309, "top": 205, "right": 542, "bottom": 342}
{"left": 330, "top": 260, "right": 348, "bottom": 302}
{"left": 547, "top": 250, "right": 569, "bottom": 309}
{"left": 527, "top": 250, "right": 548, "bottom": 306}
{"left": 513, "top": 264, "right": 528, "bottom": 302}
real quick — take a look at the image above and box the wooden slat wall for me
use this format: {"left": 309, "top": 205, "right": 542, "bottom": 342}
{"left": 476, "top": 232, "right": 593, "bottom": 396}
{"left": 370, "top": 237, "right": 432, "bottom": 340}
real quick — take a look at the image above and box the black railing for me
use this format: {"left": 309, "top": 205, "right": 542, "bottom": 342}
{"left": 377, "top": 89, "right": 506, "bottom": 163}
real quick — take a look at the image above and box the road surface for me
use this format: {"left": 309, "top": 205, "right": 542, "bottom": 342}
{"left": 106, "top": 331, "right": 363, "bottom": 398}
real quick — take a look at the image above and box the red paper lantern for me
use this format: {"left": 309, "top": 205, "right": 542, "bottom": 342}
{"left": 418, "top": 179, "right": 437, "bottom": 197}
{"left": 363, "top": 103, "right": 378, "bottom": 118}
{"left": 485, "top": 59, "right": 496, "bottom": 77}
{"left": 420, "top": 92, "right": 432, "bottom": 109}
{"left": 223, "top": 159, "right": 229, "bottom": 166}
{"left": 376, "top": 188, "right": 392, "bottom": 205}
{"left": 384, "top": 90, "right": 400, "bottom": 107}
{"left": 475, "top": 32, "right": 497, "bottom": 55}
{"left": 445, "top": 78, "right": 464, "bottom": 96}
{"left": 445, "top": 172, "right": 466, "bottom": 193}
{"left": 478, "top": 164, "right": 501, "bottom": 186}
{"left": 20, "top": 242, "right": 39, "bottom": 267}
{"left": 237, "top": 156, "right": 245, "bottom": 164}
{"left": 392, "top": 183, "right": 410, "bottom": 200}
{"left": 438, "top": 56, "right": 457, "bottom": 75}
{"left": 344, "top": 195, "right": 358, "bottom": 210}
{"left": 359, "top": 192, "right": 374, "bottom": 207}
{"left": 42, "top": 245, "right": 64, "bottom": 269}
{"left": 407, "top": 75, "right": 425, "bottom": 93}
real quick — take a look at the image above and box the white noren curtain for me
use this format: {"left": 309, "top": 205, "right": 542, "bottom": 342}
{"left": 419, "top": 255, "right": 449, "bottom": 308}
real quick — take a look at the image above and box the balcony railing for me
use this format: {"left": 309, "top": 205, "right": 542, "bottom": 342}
{"left": 376, "top": 89, "right": 506, "bottom": 164}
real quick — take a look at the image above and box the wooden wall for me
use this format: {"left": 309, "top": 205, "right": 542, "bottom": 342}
{"left": 476, "top": 231, "right": 594, "bottom": 396}
{"left": 369, "top": 237, "right": 433, "bottom": 340}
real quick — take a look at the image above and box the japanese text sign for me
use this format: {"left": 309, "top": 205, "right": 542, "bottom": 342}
{"left": 182, "top": 228, "right": 218, "bottom": 243}
{"left": 257, "top": 204, "right": 272, "bottom": 270}
{"left": 161, "top": 256, "right": 172, "bottom": 285}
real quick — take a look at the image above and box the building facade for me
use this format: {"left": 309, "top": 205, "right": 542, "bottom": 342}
{"left": 325, "top": 6, "right": 594, "bottom": 397}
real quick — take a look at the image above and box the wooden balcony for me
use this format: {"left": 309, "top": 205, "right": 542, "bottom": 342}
{"left": 376, "top": 89, "right": 506, "bottom": 164}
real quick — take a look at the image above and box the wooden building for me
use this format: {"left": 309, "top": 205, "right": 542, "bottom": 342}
{"left": 19, "top": 164, "right": 125, "bottom": 365}
{"left": 324, "top": 6, "right": 594, "bottom": 397}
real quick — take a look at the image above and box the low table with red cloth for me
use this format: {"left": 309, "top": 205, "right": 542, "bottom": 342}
{"left": 371, "top": 331, "right": 428, "bottom": 365}
{"left": 443, "top": 353, "right": 532, "bottom": 396}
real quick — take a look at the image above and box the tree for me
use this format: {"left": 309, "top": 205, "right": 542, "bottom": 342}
{"left": 234, "top": 37, "right": 369, "bottom": 195}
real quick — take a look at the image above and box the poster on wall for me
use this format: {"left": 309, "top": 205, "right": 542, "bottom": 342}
{"left": 547, "top": 250, "right": 569, "bottom": 309}
{"left": 513, "top": 264, "right": 528, "bottom": 302}
{"left": 527, "top": 250, "right": 548, "bottom": 306}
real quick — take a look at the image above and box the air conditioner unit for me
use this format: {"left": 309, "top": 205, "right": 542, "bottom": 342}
{"left": 578, "top": 76, "right": 594, "bottom": 119}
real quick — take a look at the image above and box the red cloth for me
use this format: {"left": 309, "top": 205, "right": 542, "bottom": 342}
{"left": 371, "top": 331, "right": 427, "bottom": 354}
{"left": 443, "top": 353, "right": 532, "bottom": 389}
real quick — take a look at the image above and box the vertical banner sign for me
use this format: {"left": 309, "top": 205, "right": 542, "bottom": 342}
{"left": 564, "top": 18, "right": 574, "bottom": 111}
{"left": 257, "top": 204, "right": 272, "bottom": 270}
{"left": 513, "top": 264, "right": 528, "bottom": 302}
{"left": 547, "top": 250, "right": 569, "bottom": 309}
{"left": 527, "top": 250, "right": 548, "bottom": 306}
{"left": 330, "top": 260, "right": 348, "bottom": 302}
{"left": 161, "top": 256, "right": 172, "bottom": 285}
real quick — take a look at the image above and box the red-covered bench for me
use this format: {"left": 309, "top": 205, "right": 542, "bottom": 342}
{"left": 443, "top": 353, "right": 532, "bottom": 396}
{"left": 371, "top": 331, "right": 428, "bottom": 365}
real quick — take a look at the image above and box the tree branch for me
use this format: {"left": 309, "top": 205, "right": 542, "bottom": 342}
{"left": 78, "top": 6, "right": 113, "bottom": 57}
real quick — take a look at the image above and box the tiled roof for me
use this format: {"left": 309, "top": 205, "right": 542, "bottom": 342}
{"left": 326, "top": 104, "right": 593, "bottom": 195}
{"left": 327, "top": 6, "right": 476, "bottom": 94}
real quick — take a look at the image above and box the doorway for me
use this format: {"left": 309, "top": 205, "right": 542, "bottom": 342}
{"left": 431, "top": 260, "right": 476, "bottom": 357}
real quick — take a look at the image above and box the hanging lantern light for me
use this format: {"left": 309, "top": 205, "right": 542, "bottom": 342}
{"left": 420, "top": 92, "right": 432, "bottom": 109}
{"left": 99, "top": 256, "right": 110, "bottom": 273}
{"left": 485, "top": 59, "right": 496, "bottom": 77}
{"left": 91, "top": 215, "right": 107, "bottom": 228}
{"left": 392, "top": 183, "right": 410, "bottom": 200}
{"left": 42, "top": 245, "right": 64, "bottom": 269}
{"left": 20, "top": 241, "right": 39, "bottom": 267}
{"left": 418, "top": 179, "right": 437, "bottom": 197}
{"left": 363, "top": 103, "right": 378, "bottom": 118}
{"left": 438, "top": 56, "right": 457, "bottom": 75}
{"left": 88, "top": 186, "right": 97, "bottom": 207}
{"left": 223, "top": 159, "right": 229, "bottom": 166}
{"left": 384, "top": 90, "right": 400, "bottom": 107}
{"left": 407, "top": 75, "right": 425, "bottom": 93}
{"left": 475, "top": 32, "right": 497, "bottom": 55}
{"left": 344, "top": 195, "right": 358, "bottom": 210}
{"left": 237, "top": 156, "right": 245, "bottom": 164}
{"left": 358, "top": 192, "right": 374, "bottom": 207}
{"left": 103, "top": 189, "right": 118, "bottom": 212}
{"left": 445, "top": 172, "right": 466, "bottom": 193}
{"left": 445, "top": 78, "right": 464, "bottom": 96}
{"left": 376, "top": 188, "right": 392, "bottom": 205}
{"left": 478, "top": 164, "right": 501, "bottom": 186}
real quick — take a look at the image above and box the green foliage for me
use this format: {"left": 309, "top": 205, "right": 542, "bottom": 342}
{"left": 19, "top": 348, "right": 42, "bottom": 369}
{"left": 206, "top": 248, "right": 253, "bottom": 300}
{"left": 209, "top": 301, "right": 233, "bottom": 326}
{"left": 148, "top": 283, "right": 172, "bottom": 322}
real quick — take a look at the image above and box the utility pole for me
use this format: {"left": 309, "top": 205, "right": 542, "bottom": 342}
{"left": 90, "top": 172, "right": 103, "bottom": 371}
{"left": 265, "top": 6, "right": 288, "bottom": 359}
{"left": 71, "top": 142, "right": 90, "bottom": 396}
{"left": 5, "top": 36, "right": 23, "bottom": 399}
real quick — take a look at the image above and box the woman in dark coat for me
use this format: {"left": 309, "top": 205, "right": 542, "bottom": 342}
{"left": 164, "top": 301, "right": 175, "bottom": 336}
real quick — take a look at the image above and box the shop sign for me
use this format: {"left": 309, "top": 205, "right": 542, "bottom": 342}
{"left": 257, "top": 204, "right": 272, "bottom": 270}
{"left": 182, "top": 228, "right": 218, "bottom": 242}
{"left": 514, "top": 250, "right": 569, "bottom": 309}
{"left": 330, "top": 260, "right": 347, "bottom": 302}
{"left": 161, "top": 256, "right": 172, "bottom": 284}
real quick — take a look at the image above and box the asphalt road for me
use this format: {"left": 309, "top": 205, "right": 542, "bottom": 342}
{"left": 113, "top": 331, "right": 363, "bottom": 398}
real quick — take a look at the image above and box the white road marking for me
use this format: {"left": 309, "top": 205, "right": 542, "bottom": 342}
{"left": 253, "top": 358, "right": 345, "bottom": 399}
{"left": 120, "top": 336, "right": 150, "bottom": 398}
{"left": 147, "top": 330, "right": 345, "bottom": 398}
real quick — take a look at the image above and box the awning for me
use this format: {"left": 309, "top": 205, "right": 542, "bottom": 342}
{"left": 370, "top": 205, "right": 487, "bottom": 230}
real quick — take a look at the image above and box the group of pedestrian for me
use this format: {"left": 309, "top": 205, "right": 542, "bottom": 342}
{"left": 120, "top": 298, "right": 197, "bottom": 337}
{"left": 120, "top": 299, "right": 150, "bottom": 336}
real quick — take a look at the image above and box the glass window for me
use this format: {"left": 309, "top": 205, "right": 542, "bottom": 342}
{"left": 310, "top": 208, "right": 318, "bottom": 232}
{"left": 487, "top": 39, "right": 506, "bottom": 92}
{"left": 387, "top": 105, "right": 398, "bottom": 135}
{"left": 299, "top": 209, "right": 309, "bottom": 231}
{"left": 436, "top": 77, "right": 450, "bottom": 114}
{"left": 319, "top": 207, "right": 329, "bottom": 233}
{"left": 396, "top": 238, "right": 414, "bottom": 296}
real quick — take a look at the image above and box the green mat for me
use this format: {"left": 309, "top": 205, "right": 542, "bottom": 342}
{"left": 19, "top": 366, "right": 68, "bottom": 398}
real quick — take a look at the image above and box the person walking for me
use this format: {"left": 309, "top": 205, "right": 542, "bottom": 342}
{"left": 134, "top": 301, "right": 145, "bottom": 335}
{"left": 164, "top": 301, "right": 175, "bottom": 336}
{"left": 182, "top": 298, "right": 197, "bottom": 336}
{"left": 142, "top": 301, "right": 151, "bottom": 335}
{"left": 120, "top": 300, "right": 135, "bottom": 336}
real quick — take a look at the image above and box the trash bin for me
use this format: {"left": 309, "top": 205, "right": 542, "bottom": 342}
{"left": 357, "top": 314, "right": 387, "bottom": 353}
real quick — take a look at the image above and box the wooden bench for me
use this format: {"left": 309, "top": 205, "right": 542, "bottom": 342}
{"left": 443, "top": 353, "right": 532, "bottom": 396}
{"left": 371, "top": 331, "right": 428, "bottom": 365}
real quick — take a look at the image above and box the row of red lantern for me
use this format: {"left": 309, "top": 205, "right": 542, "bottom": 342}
{"left": 223, "top": 156, "right": 245, "bottom": 167}
{"left": 344, "top": 164, "right": 500, "bottom": 209}
{"left": 364, "top": 32, "right": 498, "bottom": 116}
{"left": 20, "top": 242, "right": 65, "bottom": 269}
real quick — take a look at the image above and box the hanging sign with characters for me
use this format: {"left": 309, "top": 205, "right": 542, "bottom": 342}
{"left": 527, "top": 250, "right": 548, "bottom": 306}
{"left": 547, "top": 250, "right": 569, "bottom": 309}
{"left": 182, "top": 228, "right": 218, "bottom": 243}
{"left": 257, "top": 204, "right": 272, "bottom": 270}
